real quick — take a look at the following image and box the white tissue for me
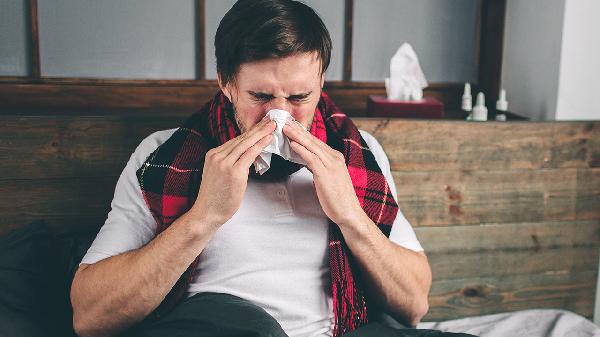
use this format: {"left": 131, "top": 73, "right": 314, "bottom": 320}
{"left": 253, "top": 109, "right": 307, "bottom": 175}
{"left": 385, "top": 43, "right": 428, "bottom": 101}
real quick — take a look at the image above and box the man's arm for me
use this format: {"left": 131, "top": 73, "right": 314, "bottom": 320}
{"left": 71, "top": 208, "right": 220, "bottom": 337}
{"left": 282, "top": 120, "right": 432, "bottom": 327}
{"left": 71, "top": 119, "right": 276, "bottom": 337}
{"left": 337, "top": 214, "right": 431, "bottom": 327}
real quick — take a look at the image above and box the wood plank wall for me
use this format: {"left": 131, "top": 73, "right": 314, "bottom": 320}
{"left": 0, "top": 115, "right": 598, "bottom": 322}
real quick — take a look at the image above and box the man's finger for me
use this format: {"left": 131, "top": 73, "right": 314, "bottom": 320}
{"left": 225, "top": 120, "right": 276, "bottom": 163}
{"left": 217, "top": 117, "right": 269, "bottom": 155}
{"left": 283, "top": 122, "right": 330, "bottom": 163}
{"left": 234, "top": 133, "right": 274, "bottom": 170}
{"left": 289, "top": 140, "right": 325, "bottom": 173}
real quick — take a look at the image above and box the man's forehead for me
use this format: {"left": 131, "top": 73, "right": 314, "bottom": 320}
{"left": 233, "top": 53, "right": 322, "bottom": 90}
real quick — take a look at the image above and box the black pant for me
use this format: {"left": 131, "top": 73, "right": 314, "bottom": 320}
{"left": 127, "top": 292, "right": 478, "bottom": 337}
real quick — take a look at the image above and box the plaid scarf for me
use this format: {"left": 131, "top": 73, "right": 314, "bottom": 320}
{"left": 136, "top": 91, "right": 399, "bottom": 336}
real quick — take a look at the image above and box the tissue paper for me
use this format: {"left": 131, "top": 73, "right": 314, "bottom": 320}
{"left": 253, "top": 109, "right": 307, "bottom": 175}
{"left": 385, "top": 43, "right": 428, "bottom": 101}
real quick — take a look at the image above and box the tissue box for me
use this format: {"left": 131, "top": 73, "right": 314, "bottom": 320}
{"left": 366, "top": 95, "right": 444, "bottom": 118}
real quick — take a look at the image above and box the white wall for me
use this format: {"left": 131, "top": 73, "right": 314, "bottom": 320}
{"left": 352, "top": 0, "right": 479, "bottom": 83}
{"left": 0, "top": 0, "right": 30, "bottom": 76}
{"left": 501, "top": 0, "right": 565, "bottom": 120}
{"left": 38, "top": 0, "right": 197, "bottom": 79}
{"left": 502, "top": 0, "right": 600, "bottom": 121}
{"left": 555, "top": 0, "right": 600, "bottom": 121}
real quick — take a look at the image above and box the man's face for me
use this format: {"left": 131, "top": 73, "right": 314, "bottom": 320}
{"left": 218, "top": 52, "right": 325, "bottom": 133}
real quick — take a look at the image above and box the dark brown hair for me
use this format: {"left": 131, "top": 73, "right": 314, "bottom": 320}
{"left": 215, "top": 0, "right": 332, "bottom": 86}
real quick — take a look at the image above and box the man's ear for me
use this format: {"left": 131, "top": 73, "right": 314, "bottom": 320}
{"left": 217, "top": 73, "right": 233, "bottom": 102}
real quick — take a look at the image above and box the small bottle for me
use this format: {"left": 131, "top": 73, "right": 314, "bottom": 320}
{"left": 462, "top": 83, "right": 472, "bottom": 119}
{"left": 472, "top": 92, "right": 488, "bottom": 121}
{"left": 495, "top": 89, "right": 508, "bottom": 121}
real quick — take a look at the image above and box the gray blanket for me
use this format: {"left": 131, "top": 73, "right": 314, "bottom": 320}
{"left": 418, "top": 309, "right": 600, "bottom": 337}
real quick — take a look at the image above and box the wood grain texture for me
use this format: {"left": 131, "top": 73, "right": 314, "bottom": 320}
{"left": 425, "top": 271, "right": 597, "bottom": 321}
{"left": 197, "top": 0, "right": 206, "bottom": 80}
{"left": 392, "top": 168, "right": 589, "bottom": 227}
{"left": 0, "top": 177, "right": 115, "bottom": 236}
{"left": 343, "top": 0, "right": 353, "bottom": 82}
{"left": 3, "top": 118, "right": 596, "bottom": 180}
{"left": 415, "top": 220, "right": 600, "bottom": 253}
{"left": 28, "top": 0, "right": 40, "bottom": 78}
{"left": 357, "top": 119, "right": 599, "bottom": 171}
{"left": 0, "top": 115, "right": 598, "bottom": 322}
{"left": 0, "top": 81, "right": 464, "bottom": 115}
{"left": 0, "top": 116, "right": 184, "bottom": 180}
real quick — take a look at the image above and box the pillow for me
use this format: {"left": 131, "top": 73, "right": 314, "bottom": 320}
{"left": 0, "top": 220, "right": 59, "bottom": 337}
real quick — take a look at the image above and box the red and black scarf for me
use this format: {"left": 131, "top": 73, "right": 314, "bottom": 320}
{"left": 136, "top": 91, "right": 399, "bottom": 336}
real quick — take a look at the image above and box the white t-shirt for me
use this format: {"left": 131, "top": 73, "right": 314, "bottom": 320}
{"left": 81, "top": 128, "right": 424, "bottom": 337}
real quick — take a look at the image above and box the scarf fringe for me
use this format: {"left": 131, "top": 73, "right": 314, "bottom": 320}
{"left": 330, "top": 230, "right": 368, "bottom": 337}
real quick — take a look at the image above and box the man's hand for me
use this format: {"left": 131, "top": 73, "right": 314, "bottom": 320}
{"left": 283, "top": 120, "right": 365, "bottom": 228}
{"left": 190, "top": 118, "right": 276, "bottom": 227}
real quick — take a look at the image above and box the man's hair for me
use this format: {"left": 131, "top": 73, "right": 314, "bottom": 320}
{"left": 215, "top": 0, "right": 332, "bottom": 86}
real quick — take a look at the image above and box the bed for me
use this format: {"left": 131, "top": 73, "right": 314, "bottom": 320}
{"left": 418, "top": 309, "right": 600, "bottom": 336}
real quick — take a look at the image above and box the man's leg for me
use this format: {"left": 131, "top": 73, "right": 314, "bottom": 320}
{"left": 341, "top": 322, "right": 479, "bottom": 337}
{"left": 126, "top": 292, "right": 289, "bottom": 337}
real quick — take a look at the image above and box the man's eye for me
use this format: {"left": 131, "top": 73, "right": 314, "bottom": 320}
{"left": 252, "top": 96, "right": 271, "bottom": 102}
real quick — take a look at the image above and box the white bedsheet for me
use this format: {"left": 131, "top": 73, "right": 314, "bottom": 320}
{"left": 417, "top": 309, "right": 600, "bottom": 337}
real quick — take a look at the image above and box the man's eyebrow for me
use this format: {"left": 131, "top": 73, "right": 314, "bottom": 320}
{"left": 247, "top": 91, "right": 312, "bottom": 99}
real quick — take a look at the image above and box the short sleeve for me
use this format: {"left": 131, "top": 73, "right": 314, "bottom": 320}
{"left": 359, "top": 130, "right": 424, "bottom": 253}
{"left": 80, "top": 128, "right": 178, "bottom": 265}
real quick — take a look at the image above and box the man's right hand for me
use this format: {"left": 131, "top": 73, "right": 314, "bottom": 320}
{"left": 71, "top": 119, "right": 276, "bottom": 337}
{"left": 189, "top": 118, "right": 276, "bottom": 228}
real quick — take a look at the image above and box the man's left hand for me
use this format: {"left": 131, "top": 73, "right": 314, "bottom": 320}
{"left": 283, "top": 120, "right": 365, "bottom": 228}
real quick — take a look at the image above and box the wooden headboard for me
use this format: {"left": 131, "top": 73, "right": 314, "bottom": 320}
{"left": 1, "top": 114, "right": 598, "bottom": 322}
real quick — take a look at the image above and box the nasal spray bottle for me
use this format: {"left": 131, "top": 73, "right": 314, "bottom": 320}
{"left": 462, "top": 83, "right": 473, "bottom": 120}
{"left": 495, "top": 89, "right": 508, "bottom": 121}
{"left": 472, "top": 92, "right": 488, "bottom": 121}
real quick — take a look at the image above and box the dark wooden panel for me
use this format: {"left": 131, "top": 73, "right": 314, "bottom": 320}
{"left": 4, "top": 117, "right": 597, "bottom": 181}
{"left": 0, "top": 115, "right": 598, "bottom": 322}
{"left": 591, "top": 123, "right": 600, "bottom": 167}
{"left": 342, "top": 0, "right": 353, "bottom": 82}
{"left": 577, "top": 168, "right": 600, "bottom": 220}
{"left": 0, "top": 81, "right": 219, "bottom": 110}
{"left": 356, "top": 119, "right": 600, "bottom": 171}
{"left": 28, "top": 0, "right": 40, "bottom": 78}
{"left": 1, "top": 117, "right": 598, "bottom": 227}
{"left": 0, "top": 116, "right": 184, "bottom": 180}
{"left": 477, "top": 0, "right": 506, "bottom": 108}
{"left": 415, "top": 220, "right": 600, "bottom": 254}
{"left": 0, "top": 80, "right": 464, "bottom": 116}
{"left": 197, "top": 0, "right": 206, "bottom": 80}
{"left": 0, "top": 177, "right": 116, "bottom": 237}
{"left": 425, "top": 270, "right": 597, "bottom": 321}
{"left": 428, "top": 247, "right": 597, "bottom": 281}
{"left": 392, "top": 168, "right": 600, "bottom": 227}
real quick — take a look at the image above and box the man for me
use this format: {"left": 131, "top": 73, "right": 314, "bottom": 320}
{"left": 71, "top": 1, "right": 475, "bottom": 337}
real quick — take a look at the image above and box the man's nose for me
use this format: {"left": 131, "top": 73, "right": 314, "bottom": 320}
{"left": 267, "top": 97, "right": 290, "bottom": 112}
